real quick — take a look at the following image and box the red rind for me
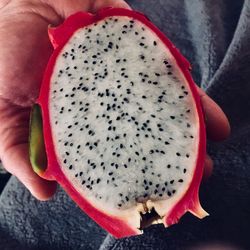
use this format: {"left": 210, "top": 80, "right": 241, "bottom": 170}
{"left": 48, "top": 12, "right": 94, "bottom": 49}
{"left": 38, "top": 7, "right": 206, "bottom": 238}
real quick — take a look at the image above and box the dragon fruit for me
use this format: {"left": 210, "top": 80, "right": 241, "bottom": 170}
{"left": 29, "top": 8, "right": 207, "bottom": 238}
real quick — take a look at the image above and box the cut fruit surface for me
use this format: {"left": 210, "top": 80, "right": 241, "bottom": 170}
{"left": 31, "top": 8, "right": 207, "bottom": 238}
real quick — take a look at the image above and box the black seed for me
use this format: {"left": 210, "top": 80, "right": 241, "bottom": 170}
{"left": 176, "top": 152, "right": 181, "bottom": 156}
{"left": 170, "top": 180, "right": 174, "bottom": 184}
{"left": 153, "top": 41, "right": 157, "bottom": 46}
{"left": 108, "top": 42, "right": 113, "bottom": 49}
{"left": 123, "top": 97, "right": 129, "bottom": 103}
{"left": 142, "top": 95, "right": 147, "bottom": 99}
{"left": 170, "top": 116, "right": 175, "bottom": 119}
{"left": 178, "top": 179, "right": 184, "bottom": 183}
{"left": 167, "top": 164, "right": 171, "bottom": 168}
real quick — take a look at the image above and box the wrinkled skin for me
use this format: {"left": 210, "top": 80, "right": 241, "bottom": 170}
{"left": 0, "top": 0, "right": 230, "bottom": 200}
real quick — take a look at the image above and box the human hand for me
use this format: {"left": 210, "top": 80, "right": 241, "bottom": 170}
{"left": 0, "top": 0, "right": 131, "bottom": 200}
{"left": 0, "top": 0, "right": 229, "bottom": 201}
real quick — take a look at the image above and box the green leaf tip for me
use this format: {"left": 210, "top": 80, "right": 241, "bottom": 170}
{"left": 29, "top": 104, "right": 47, "bottom": 174}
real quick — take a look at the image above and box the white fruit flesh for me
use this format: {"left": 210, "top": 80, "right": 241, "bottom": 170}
{"left": 49, "top": 16, "right": 199, "bottom": 229}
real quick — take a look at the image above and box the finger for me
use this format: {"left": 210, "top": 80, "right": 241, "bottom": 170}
{"left": 48, "top": 0, "right": 131, "bottom": 19}
{"left": 197, "top": 87, "right": 230, "bottom": 141}
{"left": 202, "top": 154, "right": 213, "bottom": 181}
{"left": 1, "top": 143, "right": 57, "bottom": 200}
{"left": 90, "top": 0, "right": 131, "bottom": 12}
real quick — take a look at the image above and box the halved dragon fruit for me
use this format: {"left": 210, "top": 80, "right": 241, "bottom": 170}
{"left": 29, "top": 8, "right": 207, "bottom": 238}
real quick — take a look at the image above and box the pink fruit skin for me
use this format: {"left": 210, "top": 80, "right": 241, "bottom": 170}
{"left": 36, "top": 7, "right": 206, "bottom": 238}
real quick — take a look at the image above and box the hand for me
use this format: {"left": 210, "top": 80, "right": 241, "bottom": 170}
{"left": 0, "top": 0, "right": 130, "bottom": 200}
{"left": 0, "top": 0, "right": 229, "bottom": 201}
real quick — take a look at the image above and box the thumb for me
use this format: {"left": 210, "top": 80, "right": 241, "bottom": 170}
{"left": 0, "top": 101, "right": 57, "bottom": 200}
{"left": 1, "top": 143, "right": 57, "bottom": 200}
{"left": 47, "top": 0, "right": 131, "bottom": 19}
